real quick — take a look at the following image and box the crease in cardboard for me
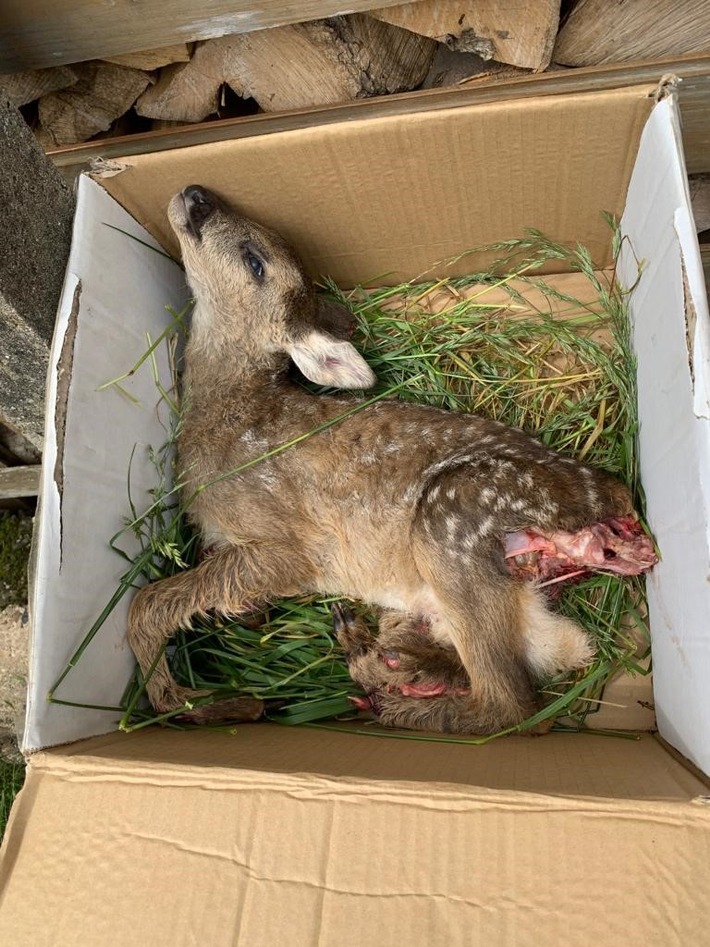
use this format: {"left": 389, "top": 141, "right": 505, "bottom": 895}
{"left": 95, "top": 830, "right": 589, "bottom": 911}
{"left": 23, "top": 751, "right": 710, "bottom": 822}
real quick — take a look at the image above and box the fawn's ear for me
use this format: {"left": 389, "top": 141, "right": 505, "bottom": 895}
{"left": 315, "top": 297, "right": 356, "bottom": 340}
{"left": 288, "top": 331, "right": 376, "bottom": 389}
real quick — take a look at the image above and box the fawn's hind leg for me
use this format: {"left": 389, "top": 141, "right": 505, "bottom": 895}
{"left": 127, "top": 542, "right": 313, "bottom": 719}
{"left": 413, "top": 558, "right": 540, "bottom": 732}
{"left": 410, "top": 488, "right": 540, "bottom": 734}
{"left": 518, "top": 584, "right": 594, "bottom": 677}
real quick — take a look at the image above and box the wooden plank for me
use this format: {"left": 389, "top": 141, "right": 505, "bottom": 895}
{"left": 45, "top": 55, "right": 710, "bottom": 182}
{"left": 0, "top": 0, "right": 413, "bottom": 72}
{"left": 0, "top": 466, "right": 40, "bottom": 500}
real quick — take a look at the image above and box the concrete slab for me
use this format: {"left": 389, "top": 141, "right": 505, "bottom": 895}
{"left": 0, "top": 97, "right": 75, "bottom": 448}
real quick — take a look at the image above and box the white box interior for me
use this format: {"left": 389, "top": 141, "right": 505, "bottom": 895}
{"left": 620, "top": 95, "right": 710, "bottom": 773}
{"left": 25, "top": 180, "right": 188, "bottom": 750}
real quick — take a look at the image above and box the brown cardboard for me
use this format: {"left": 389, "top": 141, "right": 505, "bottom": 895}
{"left": 1, "top": 730, "right": 710, "bottom": 947}
{"left": 21, "top": 727, "right": 710, "bottom": 800}
{"left": 100, "top": 85, "right": 654, "bottom": 285}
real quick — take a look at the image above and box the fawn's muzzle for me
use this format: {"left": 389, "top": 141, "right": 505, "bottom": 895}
{"left": 181, "top": 185, "right": 217, "bottom": 239}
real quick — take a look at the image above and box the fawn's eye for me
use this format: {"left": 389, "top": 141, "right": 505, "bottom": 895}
{"left": 246, "top": 252, "right": 264, "bottom": 280}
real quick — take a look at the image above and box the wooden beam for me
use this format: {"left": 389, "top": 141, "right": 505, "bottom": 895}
{"left": 0, "top": 466, "right": 40, "bottom": 500}
{"left": 45, "top": 55, "right": 710, "bottom": 180}
{"left": 0, "top": 1, "right": 413, "bottom": 72}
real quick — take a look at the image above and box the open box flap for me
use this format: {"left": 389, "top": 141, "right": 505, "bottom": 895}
{"left": 24, "top": 177, "right": 187, "bottom": 753}
{"left": 620, "top": 93, "right": 710, "bottom": 774}
{"left": 98, "top": 85, "right": 654, "bottom": 285}
{"left": 2, "top": 729, "right": 710, "bottom": 947}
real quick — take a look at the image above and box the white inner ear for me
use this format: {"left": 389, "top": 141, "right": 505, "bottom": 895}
{"left": 288, "top": 332, "right": 376, "bottom": 389}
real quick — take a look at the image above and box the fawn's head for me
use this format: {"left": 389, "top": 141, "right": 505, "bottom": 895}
{"left": 168, "top": 185, "right": 375, "bottom": 388}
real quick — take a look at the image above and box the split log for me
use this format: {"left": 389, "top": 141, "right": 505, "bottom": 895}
{"left": 369, "top": 1, "right": 561, "bottom": 72}
{"left": 38, "top": 62, "right": 151, "bottom": 146}
{"left": 421, "top": 46, "right": 527, "bottom": 89}
{"left": 0, "top": 66, "right": 77, "bottom": 107}
{"left": 555, "top": 0, "right": 710, "bottom": 67}
{"left": 137, "top": 14, "right": 435, "bottom": 121}
{"left": 136, "top": 50, "right": 227, "bottom": 123}
{"left": 103, "top": 43, "right": 191, "bottom": 71}
{"left": 690, "top": 174, "right": 710, "bottom": 233}
{"left": 32, "top": 124, "right": 55, "bottom": 151}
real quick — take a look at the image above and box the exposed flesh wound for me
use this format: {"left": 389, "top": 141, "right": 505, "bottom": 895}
{"left": 349, "top": 516, "right": 657, "bottom": 707}
{"left": 504, "top": 514, "right": 658, "bottom": 588}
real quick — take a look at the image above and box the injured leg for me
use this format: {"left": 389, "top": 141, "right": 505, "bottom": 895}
{"left": 504, "top": 514, "right": 658, "bottom": 590}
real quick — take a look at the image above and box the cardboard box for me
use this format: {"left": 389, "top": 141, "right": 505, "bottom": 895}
{"left": 2, "top": 82, "right": 710, "bottom": 945}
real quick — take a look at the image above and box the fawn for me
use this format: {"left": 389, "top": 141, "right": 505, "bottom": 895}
{"left": 127, "top": 185, "right": 655, "bottom": 734}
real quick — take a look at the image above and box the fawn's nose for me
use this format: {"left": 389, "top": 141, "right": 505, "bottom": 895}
{"left": 182, "top": 185, "right": 217, "bottom": 235}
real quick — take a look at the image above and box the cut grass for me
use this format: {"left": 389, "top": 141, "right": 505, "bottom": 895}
{"left": 49, "top": 227, "right": 652, "bottom": 742}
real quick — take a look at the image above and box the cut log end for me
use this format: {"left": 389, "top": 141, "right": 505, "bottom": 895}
{"left": 38, "top": 61, "right": 151, "bottom": 146}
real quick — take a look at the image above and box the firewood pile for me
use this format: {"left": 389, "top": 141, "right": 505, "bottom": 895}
{"left": 2, "top": 0, "right": 710, "bottom": 149}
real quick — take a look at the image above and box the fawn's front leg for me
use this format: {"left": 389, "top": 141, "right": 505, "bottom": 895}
{"left": 127, "top": 542, "right": 313, "bottom": 721}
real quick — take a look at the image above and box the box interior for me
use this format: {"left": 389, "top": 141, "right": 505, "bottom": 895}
{"left": 22, "top": 81, "right": 710, "bottom": 777}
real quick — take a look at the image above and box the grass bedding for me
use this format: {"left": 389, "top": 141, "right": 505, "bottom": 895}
{"left": 50, "top": 228, "right": 653, "bottom": 742}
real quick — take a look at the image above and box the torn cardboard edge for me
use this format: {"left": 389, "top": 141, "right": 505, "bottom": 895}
{"left": 89, "top": 157, "right": 132, "bottom": 178}
{"left": 52, "top": 280, "right": 81, "bottom": 567}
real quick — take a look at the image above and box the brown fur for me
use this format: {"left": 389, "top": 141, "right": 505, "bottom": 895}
{"left": 127, "top": 185, "right": 632, "bottom": 732}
